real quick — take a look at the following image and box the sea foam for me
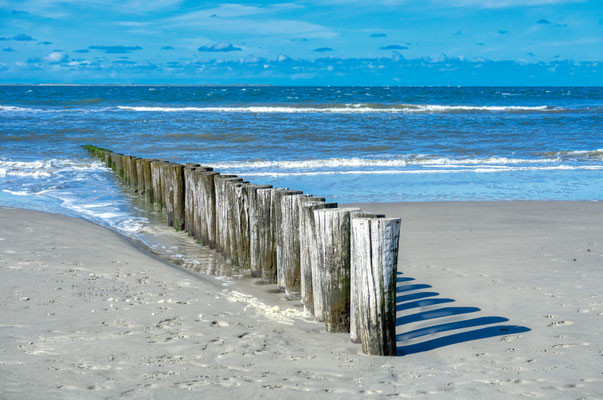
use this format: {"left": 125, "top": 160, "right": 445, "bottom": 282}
{"left": 116, "top": 104, "right": 557, "bottom": 114}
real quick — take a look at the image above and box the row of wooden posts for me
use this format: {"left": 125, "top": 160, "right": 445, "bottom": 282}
{"left": 83, "top": 145, "right": 401, "bottom": 356}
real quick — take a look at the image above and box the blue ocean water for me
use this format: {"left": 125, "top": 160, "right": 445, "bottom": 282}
{"left": 1, "top": 85, "right": 601, "bottom": 243}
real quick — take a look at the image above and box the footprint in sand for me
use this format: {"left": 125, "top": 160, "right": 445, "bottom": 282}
{"left": 548, "top": 321, "right": 574, "bottom": 327}
{"left": 552, "top": 343, "right": 589, "bottom": 348}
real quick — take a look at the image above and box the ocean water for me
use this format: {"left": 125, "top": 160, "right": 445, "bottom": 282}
{"left": 1, "top": 85, "right": 601, "bottom": 251}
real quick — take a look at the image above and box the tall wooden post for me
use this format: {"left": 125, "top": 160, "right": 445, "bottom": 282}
{"left": 247, "top": 184, "right": 273, "bottom": 278}
{"left": 256, "top": 188, "right": 277, "bottom": 282}
{"left": 300, "top": 201, "right": 337, "bottom": 315}
{"left": 143, "top": 159, "right": 156, "bottom": 203}
{"left": 351, "top": 217, "right": 401, "bottom": 356}
{"left": 163, "top": 163, "right": 184, "bottom": 230}
{"left": 184, "top": 163, "right": 201, "bottom": 235}
{"left": 128, "top": 156, "right": 138, "bottom": 190}
{"left": 214, "top": 175, "right": 242, "bottom": 257}
{"left": 196, "top": 170, "right": 219, "bottom": 248}
{"left": 135, "top": 158, "right": 145, "bottom": 194}
{"left": 150, "top": 160, "right": 166, "bottom": 209}
{"left": 314, "top": 207, "right": 360, "bottom": 332}
{"left": 271, "top": 189, "right": 303, "bottom": 292}
{"left": 348, "top": 212, "right": 385, "bottom": 344}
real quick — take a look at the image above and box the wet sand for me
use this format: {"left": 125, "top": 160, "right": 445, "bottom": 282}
{"left": 1, "top": 202, "right": 601, "bottom": 399}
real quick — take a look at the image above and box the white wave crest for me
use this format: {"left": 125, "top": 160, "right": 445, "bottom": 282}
{"left": 544, "top": 149, "right": 603, "bottom": 160}
{"left": 235, "top": 165, "right": 603, "bottom": 177}
{"left": 0, "top": 105, "right": 36, "bottom": 112}
{"left": 2, "top": 189, "right": 52, "bottom": 196}
{"left": 117, "top": 104, "right": 555, "bottom": 114}
{"left": 211, "top": 156, "right": 561, "bottom": 170}
{"left": 0, "top": 159, "right": 106, "bottom": 178}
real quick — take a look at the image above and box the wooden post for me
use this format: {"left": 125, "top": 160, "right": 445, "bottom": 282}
{"left": 233, "top": 183, "right": 271, "bottom": 273}
{"left": 300, "top": 200, "right": 337, "bottom": 315}
{"left": 348, "top": 212, "right": 385, "bottom": 344}
{"left": 314, "top": 207, "right": 360, "bottom": 332}
{"left": 163, "top": 163, "right": 184, "bottom": 230}
{"left": 104, "top": 153, "right": 111, "bottom": 169}
{"left": 110, "top": 153, "right": 117, "bottom": 172}
{"left": 123, "top": 156, "right": 131, "bottom": 185}
{"left": 271, "top": 189, "right": 303, "bottom": 292}
{"left": 135, "top": 158, "right": 144, "bottom": 194}
{"left": 184, "top": 164, "right": 201, "bottom": 235}
{"left": 280, "top": 194, "right": 323, "bottom": 300}
{"left": 247, "top": 184, "right": 273, "bottom": 278}
{"left": 114, "top": 154, "right": 123, "bottom": 180}
{"left": 195, "top": 170, "right": 218, "bottom": 248}
{"left": 214, "top": 175, "right": 242, "bottom": 257}
{"left": 150, "top": 160, "right": 166, "bottom": 209}
{"left": 255, "top": 188, "right": 276, "bottom": 282}
{"left": 128, "top": 156, "right": 138, "bottom": 190}
{"left": 142, "top": 159, "right": 154, "bottom": 203}
{"left": 226, "top": 180, "right": 247, "bottom": 266}
{"left": 351, "top": 217, "right": 401, "bottom": 356}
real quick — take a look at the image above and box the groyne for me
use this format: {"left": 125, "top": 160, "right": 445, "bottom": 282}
{"left": 84, "top": 145, "right": 401, "bottom": 356}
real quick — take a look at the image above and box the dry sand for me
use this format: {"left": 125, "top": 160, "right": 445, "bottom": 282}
{"left": 1, "top": 202, "right": 602, "bottom": 399}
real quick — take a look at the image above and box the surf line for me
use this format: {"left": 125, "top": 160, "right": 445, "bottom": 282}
{"left": 83, "top": 145, "right": 401, "bottom": 356}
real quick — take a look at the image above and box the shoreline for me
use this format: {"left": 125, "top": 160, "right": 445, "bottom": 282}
{"left": 1, "top": 201, "right": 602, "bottom": 398}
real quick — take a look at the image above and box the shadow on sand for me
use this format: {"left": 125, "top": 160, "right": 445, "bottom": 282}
{"left": 395, "top": 272, "right": 530, "bottom": 356}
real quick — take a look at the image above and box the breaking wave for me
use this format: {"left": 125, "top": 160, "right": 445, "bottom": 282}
{"left": 116, "top": 104, "right": 558, "bottom": 114}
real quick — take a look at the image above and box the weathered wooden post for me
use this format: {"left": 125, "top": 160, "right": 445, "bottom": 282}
{"left": 271, "top": 189, "right": 303, "bottom": 292}
{"left": 280, "top": 194, "right": 325, "bottom": 300}
{"left": 300, "top": 200, "right": 337, "bottom": 315}
{"left": 314, "top": 207, "right": 360, "bottom": 332}
{"left": 214, "top": 175, "right": 242, "bottom": 257}
{"left": 104, "top": 153, "right": 111, "bottom": 169}
{"left": 348, "top": 212, "right": 385, "bottom": 344}
{"left": 196, "top": 170, "right": 219, "bottom": 248}
{"left": 163, "top": 163, "right": 184, "bottom": 230}
{"left": 128, "top": 156, "right": 138, "bottom": 190}
{"left": 114, "top": 154, "right": 124, "bottom": 180}
{"left": 255, "top": 188, "right": 277, "bottom": 282}
{"left": 135, "top": 158, "right": 145, "bottom": 194}
{"left": 184, "top": 163, "right": 201, "bottom": 235}
{"left": 247, "top": 184, "right": 273, "bottom": 278}
{"left": 150, "top": 160, "right": 165, "bottom": 209}
{"left": 142, "top": 159, "right": 154, "bottom": 203}
{"left": 123, "top": 155, "right": 131, "bottom": 184}
{"left": 235, "top": 183, "right": 272, "bottom": 272}
{"left": 351, "top": 217, "right": 401, "bottom": 356}
{"left": 225, "top": 180, "right": 248, "bottom": 266}
{"left": 110, "top": 153, "right": 117, "bottom": 172}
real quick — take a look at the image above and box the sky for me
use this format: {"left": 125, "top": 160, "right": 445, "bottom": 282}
{"left": 0, "top": 0, "right": 601, "bottom": 85}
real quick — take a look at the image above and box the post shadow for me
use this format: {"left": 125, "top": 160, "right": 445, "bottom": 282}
{"left": 395, "top": 272, "right": 530, "bottom": 356}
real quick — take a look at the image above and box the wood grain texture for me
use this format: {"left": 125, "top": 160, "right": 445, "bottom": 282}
{"left": 300, "top": 201, "right": 337, "bottom": 315}
{"left": 271, "top": 189, "right": 303, "bottom": 292}
{"left": 350, "top": 217, "right": 400, "bottom": 356}
{"left": 313, "top": 207, "right": 360, "bottom": 332}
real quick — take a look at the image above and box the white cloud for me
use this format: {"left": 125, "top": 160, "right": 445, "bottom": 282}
{"left": 312, "top": 0, "right": 584, "bottom": 7}
{"left": 433, "top": 0, "right": 586, "bottom": 7}
{"left": 164, "top": 3, "right": 335, "bottom": 38}
{"left": 45, "top": 51, "right": 67, "bottom": 63}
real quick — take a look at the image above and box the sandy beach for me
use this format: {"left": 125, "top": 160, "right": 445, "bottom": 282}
{"left": 1, "top": 201, "right": 602, "bottom": 399}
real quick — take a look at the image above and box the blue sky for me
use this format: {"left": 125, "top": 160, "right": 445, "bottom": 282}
{"left": 0, "top": 0, "right": 601, "bottom": 84}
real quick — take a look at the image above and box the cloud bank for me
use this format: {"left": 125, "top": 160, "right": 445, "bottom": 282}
{"left": 198, "top": 42, "right": 242, "bottom": 52}
{"left": 88, "top": 45, "right": 143, "bottom": 54}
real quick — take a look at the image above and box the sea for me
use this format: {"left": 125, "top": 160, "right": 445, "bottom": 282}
{"left": 1, "top": 85, "right": 601, "bottom": 265}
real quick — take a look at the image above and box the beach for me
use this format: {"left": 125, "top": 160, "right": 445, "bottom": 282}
{"left": 1, "top": 201, "right": 601, "bottom": 399}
